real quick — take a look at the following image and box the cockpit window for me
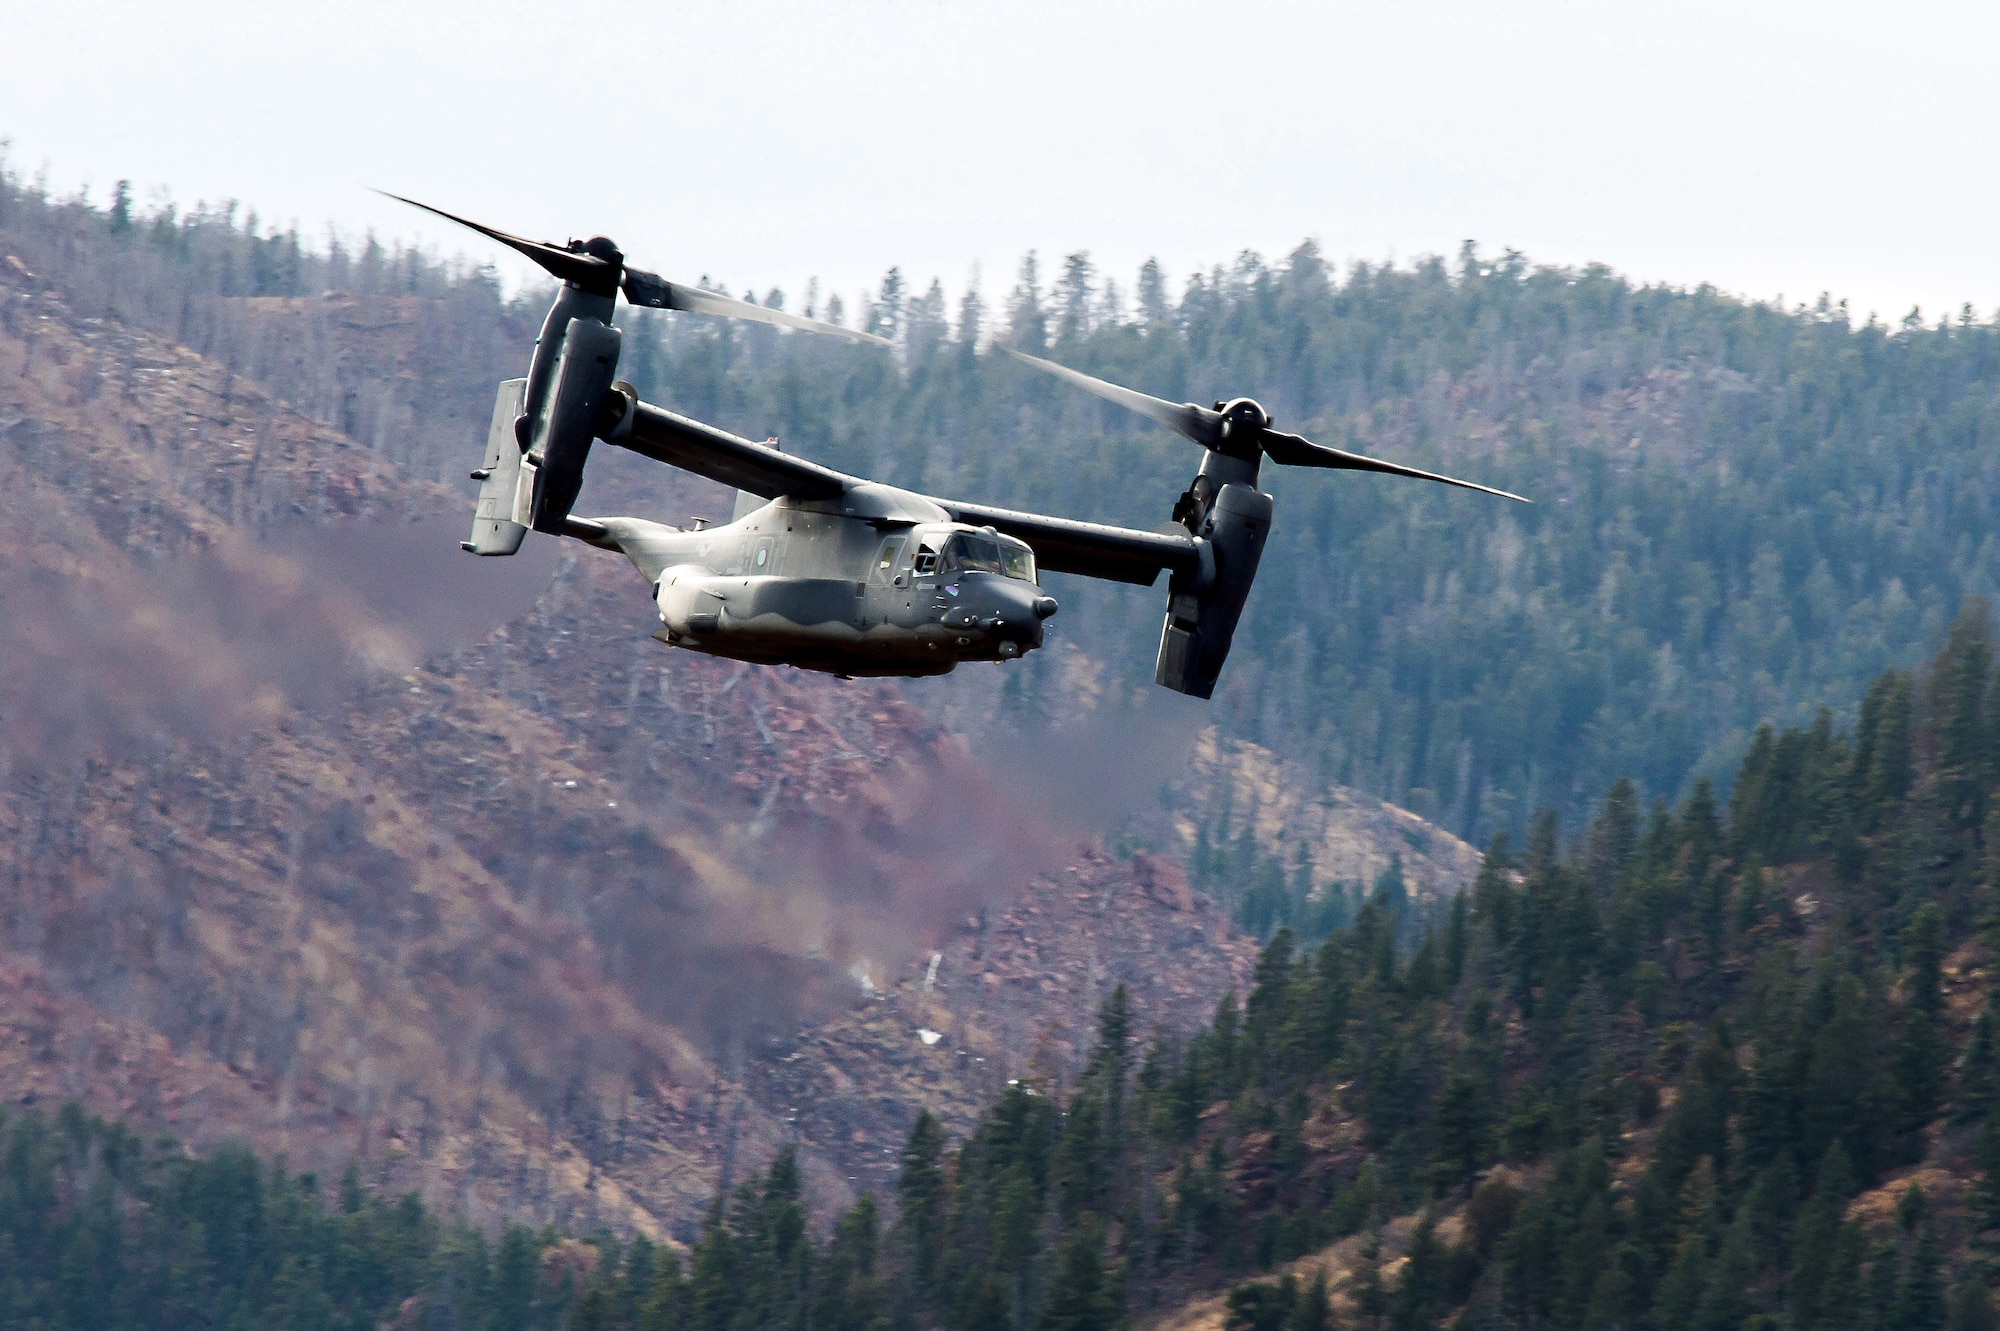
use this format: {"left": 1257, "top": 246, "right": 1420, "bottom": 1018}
{"left": 913, "top": 544, "right": 939, "bottom": 575}
{"left": 941, "top": 534, "right": 1004, "bottom": 576}
{"left": 998, "top": 536, "right": 1036, "bottom": 582}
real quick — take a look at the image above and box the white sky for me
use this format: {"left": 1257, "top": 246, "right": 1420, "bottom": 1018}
{"left": 4, "top": 0, "right": 1997, "bottom": 325}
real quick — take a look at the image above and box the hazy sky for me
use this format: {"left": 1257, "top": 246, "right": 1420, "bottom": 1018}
{"left": 5, "top": 0, "right": 1996, "bottom": 324}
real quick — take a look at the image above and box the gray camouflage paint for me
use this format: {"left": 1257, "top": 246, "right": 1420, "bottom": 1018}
{"left": 581, "top": 498, "right": 1057, "bottom": 679}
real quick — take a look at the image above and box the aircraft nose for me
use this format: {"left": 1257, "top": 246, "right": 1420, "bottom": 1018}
{"left": 975, "top": 580, "right": 1052, "bottom": 650}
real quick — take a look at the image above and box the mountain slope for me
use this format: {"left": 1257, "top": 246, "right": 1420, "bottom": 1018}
{"left": 18, "top": 169, "right": 1998, "bottom": 851}
{"left": 580, "top": 612, "right": 2000, "bottom": 1331}
{"left": 0, "top": 249, "right": 1470, "bottom": 1236}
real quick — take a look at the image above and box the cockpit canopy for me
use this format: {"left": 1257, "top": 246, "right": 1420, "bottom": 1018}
{"left": 911, "top": 527, "right": 1037, "bottom": 583}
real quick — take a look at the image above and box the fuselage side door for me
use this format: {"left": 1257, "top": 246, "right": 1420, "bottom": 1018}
{"left": 871, "top": 536, "right": 905, "bottom": 586}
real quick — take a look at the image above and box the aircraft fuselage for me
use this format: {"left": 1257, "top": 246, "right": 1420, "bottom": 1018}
{"left": 588, "top": 491, "right": 1058, "bottom": 678}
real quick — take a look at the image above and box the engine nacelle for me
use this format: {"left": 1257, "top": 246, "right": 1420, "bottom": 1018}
{"left": 525, "top": 317, "right": 621, "bottom": 533}
{"left": 1154, "top": 480, "right": 1271, "bottom": 698}
{"left": 462, "top": 284, "right": 622, "bottom": 553}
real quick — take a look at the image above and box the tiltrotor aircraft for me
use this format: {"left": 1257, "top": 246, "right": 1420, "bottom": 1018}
{"left": 397, "top": 196, "right": 1526, "bottom": 698}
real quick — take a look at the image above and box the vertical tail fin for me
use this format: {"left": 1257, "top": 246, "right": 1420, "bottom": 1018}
{"left": 464, "top": 378, "right": 530, "bottom": 555}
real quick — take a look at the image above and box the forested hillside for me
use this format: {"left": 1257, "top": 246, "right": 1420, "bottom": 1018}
{"left": 11, "top": 606, "right": 1996, "bottom": 1330}
{"left": 632, "top": 253, "right": 2000, "bottom": 848}
{"left": 615, "top": 608, "right": 2000, "bottom": 1331}
{"left": 0, "top": 176, "right": 1307, "bottom": 1238}
{"left": 4, "top": 161, "right": 1995, "bottom": 844}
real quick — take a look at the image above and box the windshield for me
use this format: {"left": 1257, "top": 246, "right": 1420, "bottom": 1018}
{"left": 941, "top": 534, "right": 1004, "bottom": 576}
{"left": 998, "top": 536, "right": 1036, "bottom": 582}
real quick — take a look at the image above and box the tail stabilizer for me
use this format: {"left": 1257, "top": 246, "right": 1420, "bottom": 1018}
{"left": 464, "top": 378, "right": 530, "bottom": 555}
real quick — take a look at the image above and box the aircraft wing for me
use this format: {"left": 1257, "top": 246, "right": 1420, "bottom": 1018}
{"left": 938, "top": 499, "right": 1203, "bottom": 586}
{"left": 616, "top": 400, "right": 849, "bottom": 501}
{"left": 610, "top": 394, "right": 1198, "bottom": 584}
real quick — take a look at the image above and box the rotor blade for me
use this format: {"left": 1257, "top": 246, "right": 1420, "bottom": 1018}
{"left": 1260, "top": 429, "right": 1530, "bottom": 502}
{"left": 374, "top": 191, "right": 612, "bottom": 288}
{"left": 1005, "top": 348, "right": 1220, "bottom": 446}
{"left": 624, "top": 267, "right": 889, "bottom": 345}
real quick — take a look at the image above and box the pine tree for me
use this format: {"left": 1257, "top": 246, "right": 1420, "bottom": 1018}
{"left": 1958, "top": 999, "right": 2000, "bottom": 1124}
{"left": 814, "top": 1193, "right": 887, "bottom": 1331}
{"left": 1136, "top": 259, "right": 1169, "bottom": 327}
{"left": 1352, "top": 1230, "right": 1387, "bottom": 1331}
{"left": 1472, "top": 832, "right": 1517, "bottom": 953}
{"left": 1863, "top": 1240, "right": 1902, "bottom": 1331}
{"left": 493, "top": 1225, "right": 539, "bottom": 1331}
{"left": 1039, "top": 1225, "right": 1120, "bottom": 1331}
{"left": 1791, "top": 1145, "right": 1858, "bottom": 1328}
{"left": 1589, "top": 777, "right": 1640, "bottom": 891}
{"left": 1946, "top": 1277, "right": 1997, "bottom": 1331}
{"left": 898, "top": 1110, "right": 948, "bottom": 1296}
{"left": 1653, "top": 1228, "right": 1710, "bottom": 1330}
{"left": 1692, "top": 1210, "right": 1756, "bottom": 1331}
{"left": 1933, "top": 603, "right": 1992, "bottom": 832}
{"left": 1444, "top": 891, "right": 1469, "bottom": 987}
{"left": 569, "top": 1286, "right": 611, "bottom": 1331}
{"left": 867, "top": 267, "right": 905, "bottom": 342}
{"left": 1820, "top": 1222, "right": 1867, "bottom": 1331}
{"left": 1892, "top": 1223, "right": 1947, "bottom": 1331}
{"left": 1224, "top": 1275, "right": 1295, "bottom": 1331}
{"left": 1896, "top": 906, "right": 1951, "bottom": 1135}
{"left": 957, "top": 265, "right": 985, "bottom": 349}
{"left": 1057, "top": 1091, "right": 1111, "bottom": 1220}
{"left": 1389, "top": 1210, "right": 1442, "bottom": 1331}
{"left": 1008, "top": 253, "right": 1047, "bottom": 354}
{"left": 1857, "top": 671, "right": 1916, "bottom": 830}
{"left": 687, "top": 1215, "right": 742, "bottom": 1331}
{"left": 1975, "top": 1113, "right": 2000, "bottom": 1235}
{"left": 1055, "top": 253, "right": 1096, "bottom": 347}
{"left": 906, "top": 277, "right": 949, "bottom": 362}
{"left": 638, "top": 1247, "right": 689, "bottom": 1331}
{"left": 1651, "top": 1024, "right": 1737, "bottom": 1195}
{"left": 1431, "top": 1066, "right": 1491, "bottom": 1190}
{"left": 1091, "top": 985, "right": 1133, "bottom": 1138}
{"left": 1287, "top": 1268, "right": 1330, "bottom": 1331}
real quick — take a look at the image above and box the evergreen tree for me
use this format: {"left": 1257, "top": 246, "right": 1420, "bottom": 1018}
{"left": 1958, "top": 999, "right": 2000, "bottom": 1124}
{"left": 637, "top": 1247, "right": 689, "bottom": 1331}
{"left": 1896, "top": 906, "right": 1952, "bottom": 1135}
{"left": 1055, "top": 252, "right": 1097, "bottom": 347}
{"left": 1288, "top": 1269, "right": 1330, "bottom": 1331}
{"left": 1389, "top": 1210, "right": 1442, "bottom": 1331}
{"left": 1892, "top": 1223, "right": 1948, "bottom": 1331}
{"left": 1863, "top": 1240, "right": 1902, "bottom": 1331}
{"left": 1224, "top": 1275, "right": 1295, "bottom": 1331}
{"left": 814, "top": 1193, "right": 888, "bottom": 1331}
{"left": 1975, "top": 1113, "right": 2000, "bottom": 1235}
{"left": 1007, "top": 252, "right": 1048, "bottom": 353}
{"left": 1431, "top": 1066, "right": 1491, "bottom": 1190}
{"left": 1933, "top": 604, "right": 1993, "bottom": 832}
{"left": 1351, "top": 1230, "right": 1387, "bottom": 1331}
{"left": 1791, "top": 1145, "right": 1859, "bottom": 1329}
{"left": 897, "top": 1109, "right": 948, "bottom": 1293}
{"left": 1946, "top": 1278, "right": 1997, "bottom": 1331}
{"left": 1039, "top": 1225, "right": 1120, "bottom": 1331}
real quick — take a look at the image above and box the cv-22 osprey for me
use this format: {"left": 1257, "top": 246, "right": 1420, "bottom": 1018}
{"left": 395, "top": 196, "right": 1525, "bottom": 698}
